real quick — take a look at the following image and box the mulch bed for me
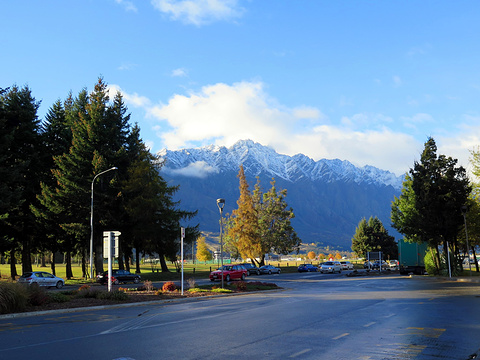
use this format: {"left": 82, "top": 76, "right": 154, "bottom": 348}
{"left": 26, "top": 291, "right": 223, "bottom": 313}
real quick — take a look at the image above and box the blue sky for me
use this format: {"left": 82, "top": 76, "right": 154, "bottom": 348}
{"left": 2, "top": 1, "right": 480, "bottom": 176}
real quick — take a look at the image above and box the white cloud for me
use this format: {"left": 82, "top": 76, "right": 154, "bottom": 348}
{"left": 144, "top": 81, "right": 420, "bottom": 175}
{"left": 108, "top": 85, "right": 151, "bottom": 108}
{"left": 151, "top": 0, "right": 244, "bottom": 26}
{"left": 114, "top": 81, "right": 478, "bottom": 177}
{"left": 165, "top": 160, "right": 219, "bottom": 178}
{"left": 115, "top": 0, "right": 138, "bottom": 12}
{"left": 171, "top": 68, "right": 188, "bottom": 77}
{"left": 292, "top": 106, "right": 322, "bottom": 120}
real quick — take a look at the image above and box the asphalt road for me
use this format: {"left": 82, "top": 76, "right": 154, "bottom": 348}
{"left": 1, "top": 272, "right": 480, "bottom": 360}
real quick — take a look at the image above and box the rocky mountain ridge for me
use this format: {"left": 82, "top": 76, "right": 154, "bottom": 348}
{"left": 158, "top": 140, "right": 403, "bottom": 251}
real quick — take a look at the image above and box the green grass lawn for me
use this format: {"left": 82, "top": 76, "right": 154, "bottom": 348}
{"left": 0, "top": 259, "right": 372, "bottom": 285}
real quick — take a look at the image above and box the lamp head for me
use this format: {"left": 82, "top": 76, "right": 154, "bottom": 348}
{"left": 216, "top": 198, "right": 225, "bottom": 210}
{"left": 461, "top": 205, "right": 467, "bottom": 214}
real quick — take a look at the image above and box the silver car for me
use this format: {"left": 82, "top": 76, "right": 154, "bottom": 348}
{"left": 18, "top": 271, "right": 65, "bottom": 289}
{"left": 319, "top": 261, "right": 342, "bottom": 274}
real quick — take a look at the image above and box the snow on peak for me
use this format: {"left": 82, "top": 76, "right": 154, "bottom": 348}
{"left": 158, "top": 140, "right": 404, "bottom": 189}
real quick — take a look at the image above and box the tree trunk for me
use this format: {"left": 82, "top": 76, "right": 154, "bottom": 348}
{"left": 159, "top": 254, "right": 170, "bottom": 272}
{"left": 10, "top": 248, "right": 18, "bottom": 280}
{"left": 50, "top": 252, "right": 56, "bottom": 276}
{"left": 118, "top": 249, "right": 124, "bottom": 270}
{"left": 21, "top": 237, "right": 33, "bottom": 274}
{"left": 81, "top": 251, "right": 87, "bottom": 279}
{"left": 65, "top": 249, "right": 73, "bottom": 279}
{"left": 135, "top": 250, "right": 141, "bottom": 274}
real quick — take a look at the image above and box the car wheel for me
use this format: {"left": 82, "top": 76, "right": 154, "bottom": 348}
{"left": 226, "top": 275, "right": 231, "bottom": 282}
{"left": 256, "top": 270, "right": 260, "bottom": 275}
{"left": 210, "top": 278, "right": 215, "bottom": 282}
{"left": 268, "top": 270, "right": 272, "bottom": 275}
{"left": 134, "top": 277, "right": 140, "bottom": 284}
{"left": 241, "top": 273, "right": 246, "bottom": 281}
{"left": 114, "top": 279, "right": 119, "bottom": 285}
{"left": 278, "top": 270, "right": 281, "bottom": 274}
{"left": 56, "top": 281, "right": 64, "bottom": 289}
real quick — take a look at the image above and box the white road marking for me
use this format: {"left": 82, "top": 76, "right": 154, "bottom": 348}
{"left": 289, "top": 348, "right": 312, "bottom": 357}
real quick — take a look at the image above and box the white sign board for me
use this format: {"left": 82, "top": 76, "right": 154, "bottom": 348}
{"left": 103, "top": 231, "right": 120, "bottom": 258}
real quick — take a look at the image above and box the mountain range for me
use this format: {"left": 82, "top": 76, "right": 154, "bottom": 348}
{"left": 158, "top": 140, "right": 404, "bottom": 251}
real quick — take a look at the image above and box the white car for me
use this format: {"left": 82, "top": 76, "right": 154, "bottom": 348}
{"left": 18, "top": 271, "right": 65, "bottom": 289}
{"left": 339, "top": 261, "right": 354, "bottom": 270}
{"left": 320, "top": 261, "right": 342, "bottom": 274}
{"left": 389, "top": 260, "right": 399, "bottom": 270}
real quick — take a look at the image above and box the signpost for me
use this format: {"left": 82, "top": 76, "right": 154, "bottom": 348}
{"left": 181, "top": 227, "right": 185, "bottom": 295}
{"left": 103, "top": 231, "right": 120, "bottom": 292}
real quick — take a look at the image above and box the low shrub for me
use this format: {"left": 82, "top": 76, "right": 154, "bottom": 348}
{"left": 97, "top": 290, "right": 129, "bottom": 301}
{"left": 187, "top": 288, "right": 209, "bottom": 293}
{"left": 47, "top": 292, "right": 71, "bottom": 303}
{"left": 78, "top": 284, "right": 91, "bottom": 292}
{"left": 211, "top": 288, "right": 233, "bottom": 293}
{"left": 27, "top": 283, "right": 49, "bottom": 306}
{"left": 186, "top": 278, "right": 197, "bottom": 289}
{"left": 162, "top": 281, "right": 176, "bottom": 292}
{"left": 143, "top": 280, "right": 154, "bottom": 292}
{"left": 75, "top": 286, "right": 101, "bottom": 299}
{"left": 236, "top": 281, "right": 247, "bottom": 292}
{"left": 0, "top": 282, "right": 28, "bottom": 314}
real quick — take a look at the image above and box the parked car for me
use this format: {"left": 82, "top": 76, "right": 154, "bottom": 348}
{"left": 389, "top": 260, "right": 399, "bottom": 269}
{"left": 339, "top": 261, "right": 354, "bottom": 270}
{"left": 209, "top": 264, "right": 247, "bottom": 282}
{"left": 18, "top": 271, "right": 65, "bottom": 289}
{"left": 297, "top": 264, "right": 318, "bottom": 272}
{"left": 319, "top": 261, "right": 342, "bottom": 274}
{"left": 372, "top": 260, "right": 389, "bottom": 270}
{"left": 96, "top": 269, "right": 141, "bottom": 285}
{"left": 240, "top": 262, "right": 260, "bottom": 275}
{"left": 259, "top": 265, "right": 281, "bottom": 275}
{"left": 364, "top": 261, "right": 373, "bottom": 269}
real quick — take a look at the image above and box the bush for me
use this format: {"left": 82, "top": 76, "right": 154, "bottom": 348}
{"left": 143, "top": 280, "right": 154, "bottom": 292}
{"left": 236, "top": 281, "right": 247, "bottom": 292}
{"left": 75, "top": 286, "right": 101, "bottom": 299}
{"left": 162, "top": 281, "right": 176, "bottom": 292}
{"left": 97, "top": 290, "right": 129, "bottom": 301}
{"left": 27, "top": 283, "right": 49, "bottom": 306}
{"left": 187, "top": 278, "right": 197, "bottom": 289}
{"left": 0, "top": 282, "right": 28, "bottom": 314}
{"left": 47, "top": 292, "right": 71, "bottom": 303}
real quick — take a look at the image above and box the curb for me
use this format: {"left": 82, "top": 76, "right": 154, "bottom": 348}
{"left": 0, "top": 288, "right": 285, "bottom": 320}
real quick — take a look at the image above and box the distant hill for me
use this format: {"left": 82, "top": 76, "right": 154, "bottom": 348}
{"left": 158, "top": 140, "right": 403, "bottom": 251}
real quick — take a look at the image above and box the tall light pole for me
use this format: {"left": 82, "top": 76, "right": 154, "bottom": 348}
{"left": 461, "top": 205, "right": 472, "bottom": 275}
{"left": 90, "top": 167, "right": 118, "bottom": 279}
{"left": 217, "top": 198, "right": 225, "bottom": 288}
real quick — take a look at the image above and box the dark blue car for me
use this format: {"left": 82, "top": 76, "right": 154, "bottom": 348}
{"left": 297, "top": 264, "right": 318, "bottom": 272}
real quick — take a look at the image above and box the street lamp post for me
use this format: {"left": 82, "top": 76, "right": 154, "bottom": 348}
{"left": 461, "top": 205, "right": 472, "bottom": 275}
{"left": 216, "top": 198, "right": 225, "bottom": 288}
{"left": 90, "top": 167, "right": 118, "bottom": 279}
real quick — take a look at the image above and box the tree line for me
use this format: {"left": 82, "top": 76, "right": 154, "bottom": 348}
{"left": 352, "top": 137, "right": 479, "bottom": 275}
{"left": 0, "top": 78, "right": 198, "bottom": 280}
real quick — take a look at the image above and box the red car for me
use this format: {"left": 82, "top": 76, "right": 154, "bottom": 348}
{"left": 209, "top": 264, "right": 247, "bottom": 282}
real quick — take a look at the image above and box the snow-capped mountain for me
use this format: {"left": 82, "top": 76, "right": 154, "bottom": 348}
{"left": 159, "top": 139, "right": 403, "bottom": 190}
{"left": 158, "top": 140, "right": 403, "bottom": 250}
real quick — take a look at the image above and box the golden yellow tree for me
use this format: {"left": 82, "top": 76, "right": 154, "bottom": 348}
{"left": 226, "top": 165, "right": 262, "bottom": 262}
{"left": 196, "top": 236, "right": 212, "bottom": 262}
{"left": 307, "top": 251, "right": 316, "bottom": 259}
